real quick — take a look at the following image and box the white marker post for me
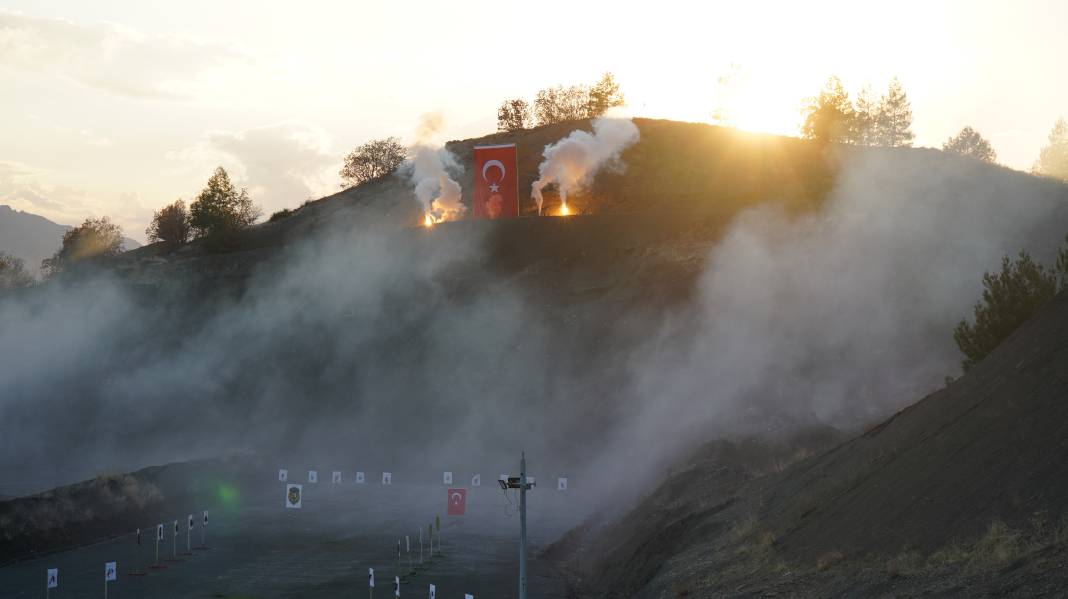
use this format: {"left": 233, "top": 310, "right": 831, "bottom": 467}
{"left": 186, "top": 514, "right": 193, "bottom": 554}
{"left": 419, "top": 527, "right": 423, "bottom": 565}
{"left": 104, "top": 561, "right": 117, "bottom": 599}
{"left": 406, "top": 535, "right": 412, "bottom": 573}
{"left": 46, "top": 568, "right": 57, "bottom": 598}
{"left": 150, "top": 523, "right": 165, "bottom": 570}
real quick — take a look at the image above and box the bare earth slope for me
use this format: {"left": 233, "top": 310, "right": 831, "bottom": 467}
{"left": 560, "top": 291, "right": 1068, "bottom": 597}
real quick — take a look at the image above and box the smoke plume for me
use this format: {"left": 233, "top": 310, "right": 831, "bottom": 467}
{"left": 531, "top": 117, "right": 640, "bottom": 214}
{"left": 406, "top": 113, "right": 465, "bottom": 223}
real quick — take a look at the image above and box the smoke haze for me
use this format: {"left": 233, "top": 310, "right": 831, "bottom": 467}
{"left": 1, "top": 143, "right": 1066, "bottom": 518}
{"left": 407, "top": 113, "right": 465, "bottom": 222}
{"left": 531, "top": 117, "right": 640, "bottom": 214}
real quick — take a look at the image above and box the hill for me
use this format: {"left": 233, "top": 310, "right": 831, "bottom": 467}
{"left": 2, "top": 118, "right": 1068, "bottom": 579}
{"left": 0, "top": 204, "right": 140, "bottom": 274}
{"left": 550, "top": 289, "right": 1068, "bottom": 597}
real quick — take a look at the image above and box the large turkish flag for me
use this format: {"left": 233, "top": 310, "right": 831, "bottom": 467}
{"left": 472, "top": 144, "right": 518, "bottom": 219}
{"left": 447, "top": 488, "right": 467, "bottom": 515}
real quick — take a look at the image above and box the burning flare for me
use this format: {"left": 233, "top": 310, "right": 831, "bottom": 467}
{"left": 531, "top": 117, "right": 640, "bottom": 215}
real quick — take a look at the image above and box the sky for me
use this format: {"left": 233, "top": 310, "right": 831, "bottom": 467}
{"left": 1, "top": 0, "right": 1066, "bottom": 242}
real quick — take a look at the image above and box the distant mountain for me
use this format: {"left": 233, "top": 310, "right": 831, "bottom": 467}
{"left": 0, "top": 205, "right": 140, "bottom": 274}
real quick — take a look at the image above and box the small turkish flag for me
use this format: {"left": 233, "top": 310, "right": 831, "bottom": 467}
{"left": 473, "top": 144, "right": 518, "bottom": 219}
{"left": 447, "top": 488, "right": 467, "bottom": 516}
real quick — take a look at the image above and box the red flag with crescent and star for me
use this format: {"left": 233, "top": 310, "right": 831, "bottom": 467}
{"left": 447, "top": 488, "right": 467, "bottom": 515}
{"left": 472, "top": 144, "right": 518, "bottom": 219}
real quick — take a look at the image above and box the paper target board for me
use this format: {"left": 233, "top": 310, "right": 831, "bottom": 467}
{"left": 429, "top": 584, "right": 436, "bottom": 599}
{"left": 558, "top": 477, "right": 568, "bottom": 491}
{"left": 471, "top": 473, "right": 481, "bottom": 487}
{"left": 368, "top": 567, "right": 375, "bottom": 588}
{"left": 285, "top": 483, "right": 303, "bottom": 508}
{"left": 187, "top": 514, "right": 194, "bottom": 530}
{"left": 443, "top": 471, "right": 452, "bottom": 485}
{"left": 47, "top": 568, "right": 58, "bottom": 589}
{"left": 308, "top": 470, "right": 318, "bottom": 483}
{"left": 382, "top": 471, "right": 392, "bottom": 485}
{"left": 203, "top": 511, "right": 209, "bottom": 526}
{"left": 356, "top": 471, "right": 365, "bottom": 484}
{"left": 278, "top": 468, "right": 288, "bottom": 481}
{"left": 156, "top": 524, "right": 164, "bottom": 541}
{"left": 331, "top": 471, "right": 342, "bottom": 483}
{"left": 105, "top": 562, "right": 117, "bottom": 581}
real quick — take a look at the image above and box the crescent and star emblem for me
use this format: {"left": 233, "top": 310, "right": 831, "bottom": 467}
{"left": 451, "top": 492, "right": 463, "bottom": 505}
{"left": 482, "top": 159, "right": 505, "bottom": 193}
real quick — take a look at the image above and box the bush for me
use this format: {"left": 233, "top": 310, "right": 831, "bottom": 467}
{"left": 953, "top": 249, "right": 1064, "bottom": 371}
{"left": 41, "top": 216, "right": 125, "bottom": 277}
{"left": 0, "top": 252, "right": 34, "bottom": 290}
{"left": 268, "top": 208, "right": 294, "bottom": 222}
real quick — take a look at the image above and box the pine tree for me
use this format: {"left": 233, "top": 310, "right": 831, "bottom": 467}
{"left": 853, "top": 84, "right": 879, "bottom": 146}
{"left": 1033, "top": 117, "right": 1068, "bottom": 181}
{"left": 942, "top": 126, "right": 997, "bottom": 163}
{"left": 801, "top": 76, "right": 855, "bottom": 144}
{"left": 874, "top": 77, "right": 914, "bottom": 147}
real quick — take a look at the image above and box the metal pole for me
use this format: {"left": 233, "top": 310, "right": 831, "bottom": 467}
{"left": 519, "top": 451, "right": 527, "bottom": 599}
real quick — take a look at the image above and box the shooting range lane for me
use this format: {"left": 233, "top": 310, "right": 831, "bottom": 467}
{"left": 0, "top": 478, "right": 589, "bottom": 598}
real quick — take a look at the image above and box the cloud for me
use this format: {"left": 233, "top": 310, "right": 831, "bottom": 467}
{"left": 0, "top": 10, "right": 248, "bottom": 100}
{"left": 169, "top": 122, "right": 341, "bottom": 215}
{"left": 0, "top": 160, "right": 150, "bottom": 237}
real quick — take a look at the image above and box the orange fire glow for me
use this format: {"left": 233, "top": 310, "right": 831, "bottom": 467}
{"left": 559, "top": 203, "right": 571, "bottom": 216}
{"left": 423, "top": 214, "right": 435, "bottom": 227}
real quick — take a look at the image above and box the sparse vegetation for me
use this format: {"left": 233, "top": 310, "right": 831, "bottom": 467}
{"left": 339, "top": 137, "right": 406, "bottom": 188}
{"left": 815, "top": 550, "right": 845, "bottom": 571}
{"left": 41, "top": 216, "right": 125, "bottom": 277}
{"left": 268, "top": 208, "right": 294, "bottom": 222}
{"left": 953, "top": 246, "right": 1067, "bottom": 371}
{"left": 885, "top": 549, "right": 924, "bottom": 577}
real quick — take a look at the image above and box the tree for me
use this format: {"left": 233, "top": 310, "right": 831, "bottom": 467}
{"left": 497, "top": 98, "right": 533, "bottom": 132}
{"left": 942, "top": 126, "right": 997, "bottom": 163}
{"left": 189, "top": 167, "right": 260, "bottom": 239}
{"left": 874, "top": 77, "right": 914, "bottom": 147}
{"left": 801, "top": 76, "right": 855, "bottom": 144}
{"left": 852, "top": 85, "right": 879, "bottom": 146}
{"left": 0, "top": 252, "right": 33, "bottom": 290}
{"left": 585, "top": 72, "right": 625, "bottom": 118}
{"left": 1033, "top": 118, "right": 1068, "bottom": 181}
{"left": 41, "top": 216, "right": 125, "bottom": 277}
{"left": 146, "top": 199, "right": 191, "bottom": 251}
{"left": 534, "top": 85, "right": 589, "bottom": 126}
{"left": 339, "top": 137, "right": 406, "bottom": 188}
{"left": 953, "top": 251, "right": 1062, "bottom": 371}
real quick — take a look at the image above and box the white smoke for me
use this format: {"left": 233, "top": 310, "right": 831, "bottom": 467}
{"left": 531, "top": 117, "right": 640, "bottom": 214}
{"left": 406, "top": 113, "right": 465, "bottom": 223}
